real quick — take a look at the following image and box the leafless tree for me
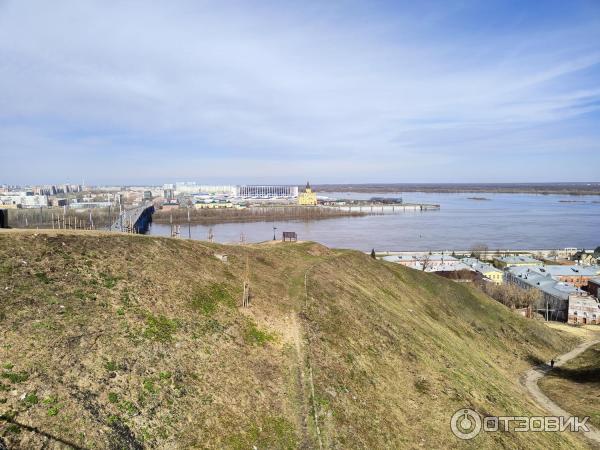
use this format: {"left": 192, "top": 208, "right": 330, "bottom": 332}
{"left": 470, "top": 243, "right": 490, "bottom": 260}
{"left": 419, "top": 254, "right": 431, "bottom": 271}
{"left": 477, "top": 282, "right": 541, "bottom": 309}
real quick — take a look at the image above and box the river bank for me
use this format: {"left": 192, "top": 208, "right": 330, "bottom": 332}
{"left": 4, "top": 206, "right": 114, "bottom": 229}
{"left": 153, "top": 205, "right": 365, "bottom": 225}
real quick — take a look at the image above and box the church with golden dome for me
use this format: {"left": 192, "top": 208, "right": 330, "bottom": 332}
{"left": 297, "top": 181, "right": 317, "bottom": 206}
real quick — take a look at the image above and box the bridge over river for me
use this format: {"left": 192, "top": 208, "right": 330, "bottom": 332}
{"left": 110, "top": 202, "right": 155, "bottom": 234}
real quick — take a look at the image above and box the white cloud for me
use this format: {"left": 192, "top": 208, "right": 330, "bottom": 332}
{"left": 0, "top": 0, "right": 599, "bottom": 183}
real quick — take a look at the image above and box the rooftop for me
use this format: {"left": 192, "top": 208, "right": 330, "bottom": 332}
{"left": 462, "top": 257, "right": 503, "bottom": 274}
{"left": 535, "top": 265, "right": 600, "bottom": 277}
{"left": 494, "top": 255, "right": 542, "bottom": 265}
{"left": 508, "top": 266, "right": 586, "bottom": 300}
{"left": 382, "top": 254, "right": 458, "bottom": 263}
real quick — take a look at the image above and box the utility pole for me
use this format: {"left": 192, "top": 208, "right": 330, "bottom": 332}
{"left": 187, "top": 205, "right": 191, "bottom": 239}
{"left": 242, "top": 256, "right": 250, "bottom": 307}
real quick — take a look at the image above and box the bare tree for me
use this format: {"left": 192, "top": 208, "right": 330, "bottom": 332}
{"left": 477, "top": 282, "right": 541, "bottom": 309}
{"left": 470, "top": 243, "right": 490, "bottom": 260}
{"left": 419, "top": 254, "right": 431, "bottom": 271}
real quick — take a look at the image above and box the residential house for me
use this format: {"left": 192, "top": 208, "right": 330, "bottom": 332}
{"left": 506, "top": 266, "right": 586, "bottom": 321}
{"left": 382, "top": 254, "right": 466, "bottom": 271}
{"left": 493, "top": 255, "right": 543, "bottom": 269}
{"left": 532, "top": 265, "right": 600, "bottom": 289}
{"left": 568, "top": 295, "right": 600, "bottom": 325}
{"left": 462, "top": 258, "right": 504, "bottom": 284}
{"left": 588, "top": 277, "right": 600, "bottom": 299}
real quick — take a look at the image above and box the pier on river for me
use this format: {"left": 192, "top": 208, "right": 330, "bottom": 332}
{"left": 323, "top": 203, "right": 440, "bottom": 214}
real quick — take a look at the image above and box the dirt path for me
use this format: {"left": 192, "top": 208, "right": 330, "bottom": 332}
{"left": 303, "top": 265, "right": 324, "bottom": 450}
{"left": 522, "top": 338, "right": 600, "bottom": 446}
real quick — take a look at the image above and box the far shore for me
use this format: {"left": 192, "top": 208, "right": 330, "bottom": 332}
{"left": 153, "top": 206, "right": 365, "bottom": 225}
{"left": 314, "top": 183, "right": 600, "bottom": 196}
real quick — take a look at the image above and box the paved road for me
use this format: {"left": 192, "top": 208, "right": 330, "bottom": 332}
{"left": 522, "top": 338, "right": 600, "bottom": 446}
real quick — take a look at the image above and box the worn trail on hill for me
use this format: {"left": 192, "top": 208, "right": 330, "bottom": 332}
{"left": 522, "top": 338, "right": 600, "bottom": 446}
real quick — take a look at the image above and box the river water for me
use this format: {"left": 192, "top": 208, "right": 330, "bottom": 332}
{"left": 147, "top": 192, "right": 600, "bottom": 251}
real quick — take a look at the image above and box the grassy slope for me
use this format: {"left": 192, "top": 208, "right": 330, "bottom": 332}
{"left": 0, "top": 230, "right": 586, "bottom": 449}
{"left": 540, "top": 343, "right": 600, "bottom": 429}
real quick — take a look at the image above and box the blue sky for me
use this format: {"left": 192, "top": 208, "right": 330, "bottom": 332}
{"left": 1, "top": 0, "right": 599, "bottom": 185}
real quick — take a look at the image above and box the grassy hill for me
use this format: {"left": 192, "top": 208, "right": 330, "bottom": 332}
{"left": 0, "top": 230, "right": 587, "bottom": 449}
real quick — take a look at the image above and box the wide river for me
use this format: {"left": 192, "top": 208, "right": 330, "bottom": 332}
{"left": 147, "top": 192, "right": 600, "bottom": 251}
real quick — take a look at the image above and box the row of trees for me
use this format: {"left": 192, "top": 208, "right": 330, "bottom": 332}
{"left": 476, "top": 281, "right": 541, "bottom": 309}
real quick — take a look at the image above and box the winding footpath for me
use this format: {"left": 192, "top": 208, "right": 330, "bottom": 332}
{"left": 522, "top": 338, "right": 600, "bottom": 446}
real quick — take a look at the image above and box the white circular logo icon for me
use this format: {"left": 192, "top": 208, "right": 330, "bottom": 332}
{"left": 451, "top": 408, "right": 482, "bottom": 440}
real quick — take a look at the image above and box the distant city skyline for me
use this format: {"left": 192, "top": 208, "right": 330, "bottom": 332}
{"left": 1, "top": 0, "right": 600, "bottom": 184}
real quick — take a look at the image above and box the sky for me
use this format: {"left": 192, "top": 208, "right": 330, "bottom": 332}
{"left": 1, "top": 0, "right": 599, "bottom": 185}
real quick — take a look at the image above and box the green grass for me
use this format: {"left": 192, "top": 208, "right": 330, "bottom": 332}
{"left": 143, "top": 314, "right": 178, "bottom": 342}
{"left": 143, "top": 379, "right": 157, "bottom": 393}
{"left": 99, "top": 272, "right": 119, "bottom": 289}
{"left": 24, "top": 392, "right": 38, "bottom": 406}
{"left": 243, "top": 321, "right": 275, "bottom": 346}
{"left": 1, "top": 370, "right": 29, "bottom": 384}
{"left": 43, "top": 395, "right": 58, "bottom": 405}
{"left": 47, "top": 405, "right": 60, "bottom": 416}
{"left": 191, "top": 283, "right": 233, "bottom": 315}
{"left": 226, "top": 416, "right": 297, "bottom": 450}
